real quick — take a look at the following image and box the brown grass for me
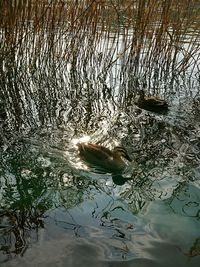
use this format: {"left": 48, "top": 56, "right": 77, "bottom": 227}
{"left": 0, "top": 0, "right": 200, "bottom": 129}
{"left": 0, "top": 0, "right": 199, "bottom": 73}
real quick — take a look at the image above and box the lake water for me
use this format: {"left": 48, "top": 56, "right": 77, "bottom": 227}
{"left": 1, "top": 3, "right": 200, "bottom": 266}
{"left": 1, "top": 89, "right": 200, "bottom": 266}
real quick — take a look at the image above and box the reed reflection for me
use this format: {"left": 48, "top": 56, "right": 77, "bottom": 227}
{"left": 0, "top": 141, "right": 83, "bottom": 258}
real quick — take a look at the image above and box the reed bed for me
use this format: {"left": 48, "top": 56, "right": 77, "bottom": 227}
{"left": 1, "top": 0, "right": 200, "bottom": 76}
{"left": 0, "top": 0, "right": 200, "bottom": 131}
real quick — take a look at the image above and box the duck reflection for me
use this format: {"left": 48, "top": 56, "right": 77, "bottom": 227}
{"left": 111, "top": 174, "right": 131, "bottom": 185}
{"left": 77, "top": 142, "right": 132, "bottom": 185}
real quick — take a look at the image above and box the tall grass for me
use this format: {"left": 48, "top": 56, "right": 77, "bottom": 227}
{"left": 0, "top": 0, "right": 200, "bottom": 132}
{"left": 1, "top": 1, "right": 199, "bottom": 74}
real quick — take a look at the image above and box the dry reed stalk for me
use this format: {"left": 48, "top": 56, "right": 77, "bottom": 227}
{"left": 0, "top": 0, "right": 200, "bottom": 127}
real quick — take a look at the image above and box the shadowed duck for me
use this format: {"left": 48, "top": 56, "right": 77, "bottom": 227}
{"left": 77, "top": 143, "right": 132, "bottom": 174}
{"left": 135, "top": 90, "right": 169, "bottom": 113}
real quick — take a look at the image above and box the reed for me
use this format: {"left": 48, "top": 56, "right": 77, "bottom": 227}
{"left": 1, "top": 1, "right": 199, "bottom": 75}
{"left": 0, "top": 0, "right": 200, "bottom": 131}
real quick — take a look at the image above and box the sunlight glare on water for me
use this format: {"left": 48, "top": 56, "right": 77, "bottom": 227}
{"left": 72, "top": 135, "right": 91, "bottom": 146}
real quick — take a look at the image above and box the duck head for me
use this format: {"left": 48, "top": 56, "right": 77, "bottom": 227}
{"left": 112, "top": 146, "right": 132, "bottom": 162}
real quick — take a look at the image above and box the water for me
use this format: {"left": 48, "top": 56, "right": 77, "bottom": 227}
{"left": 1, "top": 3, "right": 200, "bottom": 265}
{"left": 0, "top": 96, "right": 200, "bottom": 266}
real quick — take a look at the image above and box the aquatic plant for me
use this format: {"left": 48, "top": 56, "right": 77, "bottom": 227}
{"left": 0, "top": 0, "right": 200, "bottom": 131}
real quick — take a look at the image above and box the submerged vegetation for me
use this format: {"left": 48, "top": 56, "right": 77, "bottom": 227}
{"left": 0, "top": 1, "right": 200, "bottom": 265}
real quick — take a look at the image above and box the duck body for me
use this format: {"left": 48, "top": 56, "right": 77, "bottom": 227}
{"left": 77, "top": 143, "right": 131, "bottom": 174}
{"left": 135, "top": 90, "right": 168, "bottom": 113}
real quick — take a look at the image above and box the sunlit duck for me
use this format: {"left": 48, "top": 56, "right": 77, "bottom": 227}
{"left": 135, "top": 90, "right": 168, "bottom": 112}
{"left": 77, "top": 143, "right": 132, "bottom": 174}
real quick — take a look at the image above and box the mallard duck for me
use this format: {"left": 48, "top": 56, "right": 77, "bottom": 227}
{"left": 77, "top": 143, "right": 131, "bottom": 174}
{"left": 135, "top": 90, "right": 168, "bottom": 113}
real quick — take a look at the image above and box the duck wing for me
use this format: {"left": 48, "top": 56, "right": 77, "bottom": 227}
{"left": 77, "top": 143, "right": 112, "bottom": 161}
{"left": 77, "top": 143, "right": 125, "bottom": 173}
